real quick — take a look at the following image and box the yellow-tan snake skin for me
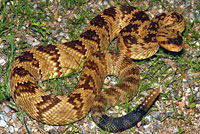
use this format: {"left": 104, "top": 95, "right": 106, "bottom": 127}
{"left": 9, "top": 6, "right": 185, "bottom": 132}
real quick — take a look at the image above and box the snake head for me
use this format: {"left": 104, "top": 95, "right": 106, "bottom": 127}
{"left": 156, "top": 28, "right": 184, "bottom": 52}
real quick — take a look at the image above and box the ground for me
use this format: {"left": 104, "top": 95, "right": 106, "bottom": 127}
{"left": 0, "top": 0, "right": 199, "bottom": 134}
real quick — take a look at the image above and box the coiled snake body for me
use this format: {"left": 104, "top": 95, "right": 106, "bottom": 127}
{"left": 9, "top": 6, "right": 185, "bottom": 132}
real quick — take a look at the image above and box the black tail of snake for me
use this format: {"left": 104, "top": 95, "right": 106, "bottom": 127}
{"left": 9, "top": 5, "right": 185, "bottom": 132}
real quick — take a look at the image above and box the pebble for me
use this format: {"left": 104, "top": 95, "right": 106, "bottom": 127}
{"left": 26, "top": 125, "right": 31, "bottom": 132}
{"left": 12, "top": 113, "right": 18, "bottom": 120}
{"left": 196, "top": 42, "right": 200, "bottom": 46}
{"left": 185, "top": 1, "right": 191, "bottom": 6}
{"left": 44, "top": 124, "right": 54, "bottom": 131}
{"left": 152, "top": 123, "right": 158, "bottom": 129}
{"left": 48, "top": 129, "right": 56, "bottom": 134}
{"left": 143, "top": 123, "right": 151, "bottom": 133}
{"left": 189, "top": 13, "right": 195, "bottom": 23}
{"left": 172, "top": 126, "right": 179, "bottom": 133}
{"left": 166, "top": 111, "right": 173, "bottom": 116}
{"left": 143, "top": 123, "right": 150, "bottom": 129}
{"left": 9, "top": 126, "right": 14, "bottom": 133}
{"left": 58, "top": 16, "right": 62, "bottom": 22}
{"left": 59, "top": 32, "right": 64, "bottom": 36}
{"left": 33, "top": 4, "right": 37, "bottom": 9}
{"left": 0, "top": 120, "right": 7, "bottom": 127}
{"left": 16, "top": 38, "right": 20, "bottom": 41}
{"left": 3, "top": 115, "right": 10, "bottom": 122}
{"left": 27, "top": 37, "right": 40, "bottom": 46}
{"left": 0, "top": 113, "right": 9, "bottom": 122}
{"left": 0, "top": 44, "right": 3, "bottom": 48}
{"left": 89, "top": 122, "right": 96, "bottom": 130}
{"left": 151, "top": 111, "right": 161, "bottom": 120}
{"left": 145, "top": 115, "right": 151, "bottom": 122}
{"left": 22, "top": 26, "right": 27, "bottom": 30}
{"left": 81, "top": 126, "right": 87, "bottom": 134}
{"left": 195, "top": 10, "right": 200, "bottom": 20}
{"left": 4, "top": 106, "right": 10, "bottom": 113}
{"left": 0, "top": 113, "right": 4, "bottom": 119}
{"left": 58, "top": 126, "right": 65, "bottom": 131}
{"left": 0, "top": 53, "right": 8, "bottom": 66}
{"left": 14, "top": 127, "right": 19, "bottom": 132}
{"left": 197, "top": 92, "right": 200, "bottom": 99}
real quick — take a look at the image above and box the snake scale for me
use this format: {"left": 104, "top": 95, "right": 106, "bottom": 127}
{"left": 9, "top": 5, "right": 185, "bottom": 132}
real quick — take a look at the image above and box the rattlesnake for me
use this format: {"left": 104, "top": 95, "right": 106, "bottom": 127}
{"left": 9, "top": 5, "right": 185, "bottom": 132}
